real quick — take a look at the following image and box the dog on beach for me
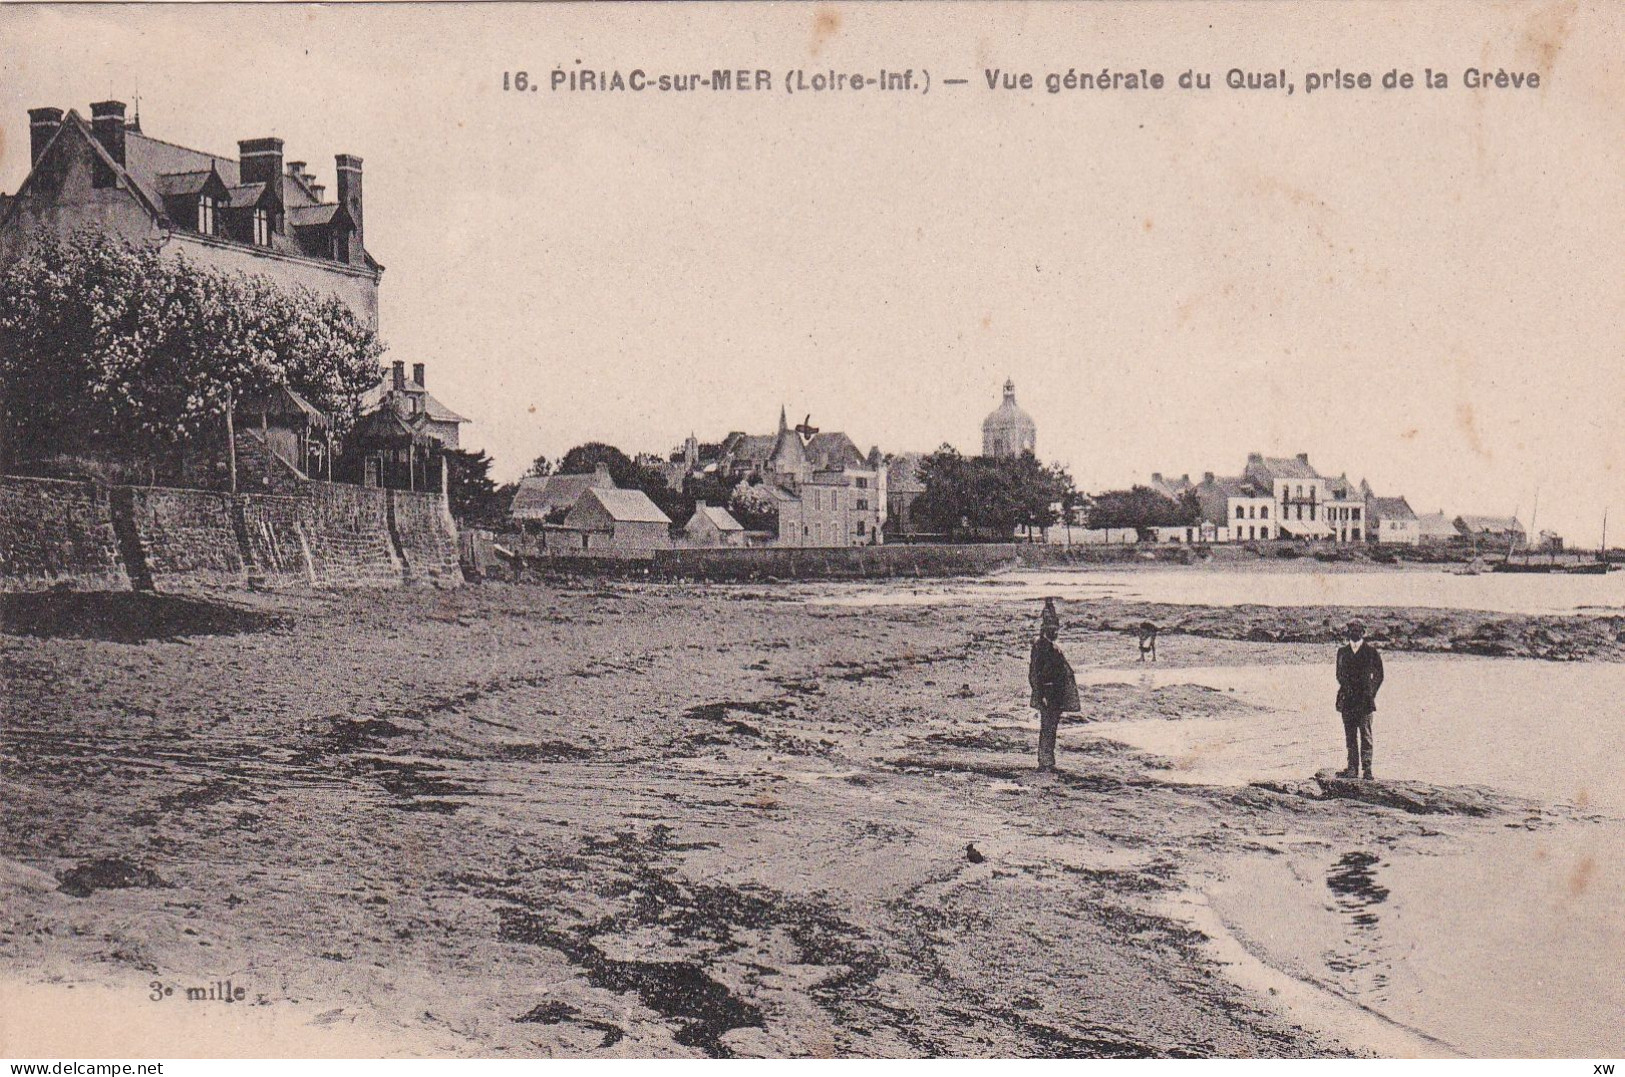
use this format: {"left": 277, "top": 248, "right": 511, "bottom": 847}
{"left": 1137, "top": 622, "right": 1158, "bottom": 662}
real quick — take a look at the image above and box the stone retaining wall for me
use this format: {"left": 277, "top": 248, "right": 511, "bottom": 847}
{"left": 0, "top": 476, "right": 131, "bottom": 592}
{"left": 0, "top": 473, "right": 461, "bottom": 594}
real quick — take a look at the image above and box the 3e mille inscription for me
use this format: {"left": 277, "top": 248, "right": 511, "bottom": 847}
{"left": 148, "top": 979, "right": 249, "bottom": 1003}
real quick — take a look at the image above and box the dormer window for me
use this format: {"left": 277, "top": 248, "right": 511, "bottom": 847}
{"left": 197, "top": 194, "right": 217, "bottom": 236}
{"left": 253, "top": 207, "right": 271, "bottom": 247}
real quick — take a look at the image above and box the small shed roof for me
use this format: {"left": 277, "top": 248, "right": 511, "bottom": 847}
{"left": 689, "top": 504, "right": 745, "bottom": 532}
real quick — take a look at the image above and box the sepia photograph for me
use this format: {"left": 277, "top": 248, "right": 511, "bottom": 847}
{"left": 0, "top": 1, "right": 1621, "bottom": 1065}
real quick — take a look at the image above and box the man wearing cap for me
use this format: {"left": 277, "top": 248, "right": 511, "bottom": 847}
{"left": 1029, "top": 620, "right": 1081, "bottom": 772}
{"left": 1335, "top": 622, "right": 1385, "bottom": 780}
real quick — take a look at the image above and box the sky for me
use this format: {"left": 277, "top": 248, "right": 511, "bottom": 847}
{"left": 2, "top": 2, "right": 1621, "bottom": 542}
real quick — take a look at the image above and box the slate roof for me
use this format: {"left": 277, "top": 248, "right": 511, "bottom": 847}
{"left": 579, "top": 487, "right": 671, "bottom": 524}
{"left": 689, "top": 504, "right": 745, "bottom": 532}
{"left": 804, "top": 431, "right": 866, "bottom": 470}
{"left": 719, "top": 432, "right": 777, "bottom": 469}
{"left": 153, "top": 169, "right": 220, "bottom": 197}
{"left": 1369, "top": 496, "right": 1417, "bottom": 522}
{"left": 289, "top": 204, "right": 343, "bottom": 227}
{"left": 1, "top": 111, "right": 379, "bottom": 271}
{"left": 510, "top": 469, "right": 616, "bottom": 520}
{"left": 1456, "top": 514, "right": 1524, "bottom": 535}
{"left": 359, "top": 373, "right": 470, "bottom": 425}
{"left": 1247, "top": 454, "right": 1322, "bottom": 481}
{"left": 1416, "top": 512, "right": 1459, "bottom": 539}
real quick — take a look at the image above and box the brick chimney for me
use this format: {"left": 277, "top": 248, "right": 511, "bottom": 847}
{"left": 391, "top": 360, "right": 406, "bottom": 391}
{"left": 1247, "top": 452, "right": 1263, "bottom": 464}
{"left": 90, "top": 101, "right": 127, "bottom": 165}
{"left": 335, "top": 154, "right": 363, "bottom": 239}
{"left": 1151, "top": 472, "right": 1163, "bottom": 483}
{"left": 412, "top": 363, "right": 426, "bottom": 388}
{"left": 28, "top": 107, "right": 63, "bottom": 166}
{"left": 1203, "top": 472, "right": 1215, "bottom": 483}
{"left": 238, "top": 137, "right": 284, "bottom": 186}
{"left": 1296, "top": 452, "right": 1310, "bottom": 466}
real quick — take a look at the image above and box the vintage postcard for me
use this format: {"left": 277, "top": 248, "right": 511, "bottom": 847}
{"left": 0, "top": 1, "right": 1621, "bottom": 1064}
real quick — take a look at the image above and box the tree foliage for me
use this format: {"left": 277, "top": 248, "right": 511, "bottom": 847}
{"left": 911, "top": 446, "right": 1077, "bottom": 539}
{"left": 728, "top": 480, "right": 779, "bottom": 533}
{"left": 443, "top": 448, "right": 510, "bottom": 526}
{"left": 0, "top": 230, "right": 384, "bottom": 475}
{"left": 1085, "top": 486, "right": 1200, "bottom": 531}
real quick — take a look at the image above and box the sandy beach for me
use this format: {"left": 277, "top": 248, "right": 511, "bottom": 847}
{"left": 1, "top": 575, "right": 1618, "bottom": 1057}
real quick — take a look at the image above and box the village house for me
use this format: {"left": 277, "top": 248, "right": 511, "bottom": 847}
{"left": 1416, "top": 510, "right": 1461, "bottom": 545}
{"left": 334, "top": 361, "right": 469, "bottom": 490}
{"left": 1148, "top": 473, "right": 1196, "bottom": 503}
{"left": 1241, "top": 452, "right": 1370, "bottom": 543}
{"left": 550, "top": 487, "right": 672, "bottom": 552}
{"left": 1323, "top": 475, "right": 1367, "bottom": 544}
{"left": 1193, "top": 472, "right": 1275, "bottom": 542}
{"left": 358, "top": 362, "right": 467, "bottom": 450}
{"left": 759, "top": 410, "right": 886, "bottom": 548}
{"left": 1455, "top": 514, "right": 1526, "bottom": 547}
{"left": 1367, "top": 495, "right": 1421, "bottom": 546}
{"left": 509, "top": 464, "right": 617, "bottom": 526}
{"left": 682, "top": 501, "right": 746, "bottom": 547}
{"left": 2, "top": 101, "right": 380, "bottom": 327}
{"left": 703, "top": 408, "right": 886, "bottom": 548}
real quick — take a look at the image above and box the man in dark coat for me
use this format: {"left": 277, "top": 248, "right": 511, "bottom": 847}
{"left": 1335, "top": 621, "right": 1385, "bottom": 780}
{"left": 1029, "top": 621, "right": 1080, "bottom": 772}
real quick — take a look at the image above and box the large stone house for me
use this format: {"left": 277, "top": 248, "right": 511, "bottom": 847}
{"left": 1242, "top": 452, "right": 1368, "bottom": 543}
{"left": 756, "top": 410, "right": 886, "bottom": 548}
{"left": 3, "top": 101, "right": 470, "bottom": 494}
{"left": 2, "top": 101, "right": 380, "bottom": 327}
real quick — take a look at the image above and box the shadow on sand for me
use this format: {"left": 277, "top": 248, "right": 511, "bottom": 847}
{"left": 0, "top": 591, "right": 286, "bottom": 643}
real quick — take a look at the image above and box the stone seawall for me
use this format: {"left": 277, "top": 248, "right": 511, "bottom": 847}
{"left": 299, "top": 482, "right": 402, "bottom": 589}
{"left": 0, "top": 474, "right": 460, "bottom": 594}
{"left": 389, "top": 489, "right": 461, "bottom": 586}
{"left": 121, "top": 486, "right": 248, "bottom": 593}
{"left": 238, "top": 493, "right": 315, "bottom": 588}
{"left": 0, "top": 476, "right": 131, "bottom": 592}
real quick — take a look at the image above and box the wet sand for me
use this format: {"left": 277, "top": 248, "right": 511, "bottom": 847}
{"left": 0, "top": 580, "right": 1611, "bottom": 1057}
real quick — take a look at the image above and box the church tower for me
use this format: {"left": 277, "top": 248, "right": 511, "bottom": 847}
{"left": 981, "top": 379, "right": 1037, "bottom": 458}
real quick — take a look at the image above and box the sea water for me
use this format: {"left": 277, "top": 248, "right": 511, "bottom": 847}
{"left": 811, "top": 565, "right": 1625, "bottom": 617}
{"left": 1081, "top": 658, "right": 1625, "bottom": 1057}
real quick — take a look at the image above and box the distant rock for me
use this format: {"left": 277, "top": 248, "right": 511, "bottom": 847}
{"left": 1248, "top": 769, "right": 1538, "bottom": 817}
{"left": 966, "top": 842, "right": 986, "bottom": 864}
